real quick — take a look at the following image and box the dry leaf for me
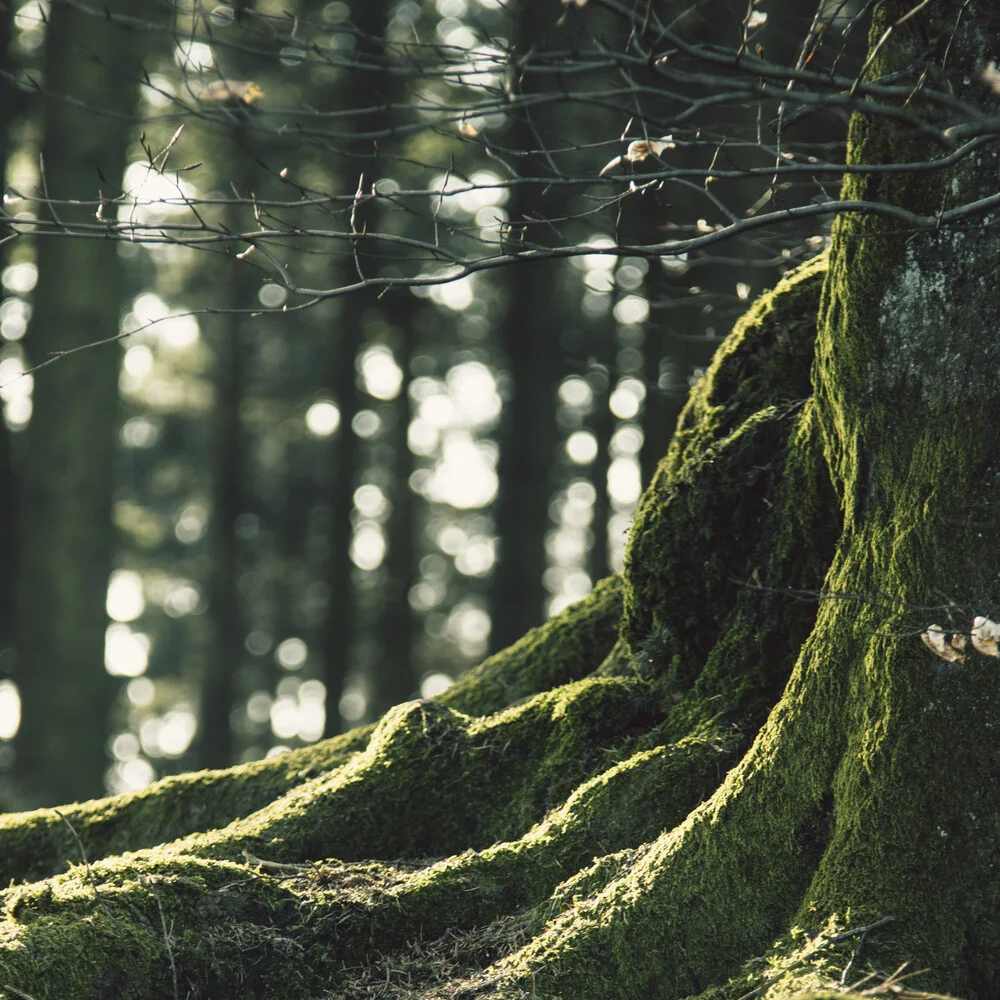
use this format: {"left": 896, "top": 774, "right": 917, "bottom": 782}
{"left": 599, "top": 135, "right": 674, "bottom": 176}
{"left": 971, "top": 616, "right": 1000, "bottom": 657}
{"left": 625, "top": 137, "right": 674, "bottom": 161}
{"left": 982, "top": 62, "right": 1000, "bottom": 95}
{"left": 921, "top": 625, "right": 965, "bottom": 663}
{"left": 598, "top": 155, "right": 623, "bottom": 177}
{"left": 197, "top": 80, "right": 264, "bottom": 105}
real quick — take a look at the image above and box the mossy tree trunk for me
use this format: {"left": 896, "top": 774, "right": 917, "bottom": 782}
{"left": 1, "top": 3, "right": 998, "bottom": 997}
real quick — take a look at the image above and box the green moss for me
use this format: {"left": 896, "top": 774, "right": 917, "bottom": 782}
{"left": 622, "top": 255, "right": 840, "bottom": 736}
{"left": 624, "top": 253, "right": 828, "bottom": 660}
{"left": 486, "top": 635, "right": 846, "bottom": 998}
{"left": 287, "top": 733, "right": 734, "bottom": 959}
{"left": 108, "top": 677, "right": 658, "bottom": 865}
{"left": 682, "top": 915, "right": 902, "bottom": 1000}
{"left": 440, "top": 574, "right": 624, "bottom": 716}
{"left": 0, "top": 576, "right": 622, "bottom": 889}
{"left": 0, "top": 854, "right": 331, "bottom": 1000}
{"left": 0, "top": 725, "right": 372, "bottom": 887}
{"left": 0, "top": 690, "right": 737, "bottom": 998}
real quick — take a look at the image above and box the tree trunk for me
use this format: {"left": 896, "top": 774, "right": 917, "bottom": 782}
{"left": 491, "top": 258, "right": 562, "bottom": 650}
{"left": 489, "top": 0, "right": 565, "bottom": 653}
{"left": 0, "top": 0, "right": 20, "bottom": 670}
{"left": 321, "top": 314, "right": 362, "bottom": 736}
{"left": 369, "top": 326, "right": 418, "bottom": 716}
{"left": 0, "top": 3, "right": 998, "bottom": 997}
{"left": 13, "top": 0, "right": 140, "bottom": 806}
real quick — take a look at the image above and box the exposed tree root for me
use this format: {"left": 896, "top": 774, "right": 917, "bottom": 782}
{"left": 0, "top": 575, "right": 623, "bottom": 887}
{"left": 0, "top": 253, "right": 845, "bottom": 1000}
{"left": 11, "top": 218, "right": 990, "bottom": 998}
{"left": 0, "top": 719, "right": 738, "bottom": 998}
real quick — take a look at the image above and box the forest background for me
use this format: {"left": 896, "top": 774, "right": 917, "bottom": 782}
{"left": 2, "top": 0, "right": 866, "bottom": 808}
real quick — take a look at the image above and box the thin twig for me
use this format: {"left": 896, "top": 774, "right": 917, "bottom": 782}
{"left": 734, "top": 917, "right": 895, "bottom": 1000}
{"left": 0, "top": 985, "right": 40, "bottom": 1000}
{"left": 53, "top": 809, "right": 120, "bottom": 931}
{"left": 851, "top": 0, "right": 933, "bottom": 98}
{"left": 140, "top": 876, "right": 179, "bottom": 1000}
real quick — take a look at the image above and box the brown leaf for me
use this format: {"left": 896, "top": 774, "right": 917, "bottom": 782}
{"left": 197, "top": 80, "right": 264, "bottom": 105}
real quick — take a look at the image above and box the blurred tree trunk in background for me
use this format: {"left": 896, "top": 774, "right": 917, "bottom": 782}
{"left": 0, "top": 414, "right": 12, "bottom": 656}
{"left": 0, "top": 1, "right": 21, "bottom": 663}
{"left": 370, "top": 316, "right": 416, "bottom": 715}
{"left": 491, "top": 253, "right": 561, "bottom": 652}
{"left": 363, "top": 0, "right": 419, "bottom": 716}
{"left": 323, "top": 0, "right": 421, "bottom": 728}
{"left": 322, "top": 315, "right": 361, "bottom": 736}
{"left": 197, "top": 87, "right": 263, "bottom": 767}
{"left": 585, "top": 334, "right": 612, "bottom": 582}
{"left": 13, "top": 1, "right": 142, "bottom": 806}
{"left": 199, "top": 268, "right": 249, "bottom": 769}
{"left": 489, "top": 0, "right": 566, "bottom": 653}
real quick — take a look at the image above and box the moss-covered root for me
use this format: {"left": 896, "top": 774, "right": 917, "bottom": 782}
{"left": 440, "top": 573, "right": 623, "bottom": 716}
{"left": 471, "top": 605, "right": 852, "bottom": 1000}
{"left": 0, "top": 728, "right": 733, "bottom": 1000}
{"left": 305, "top": 726, "right": 736, "bottom": 956}
{"left": 0, "top": 725, "right": 372, "bottom": 887}
{"left": 0, "top": 855, "right": 326, "bottom": 1000}
{"left": 689, "top": 915, "right": 922, "bottom": 1000}
{"left": 621, "top": 255, "right": 839, "bottom": 719}
{"left": 623, "top": 253, "right": 827, "bottom": 652}
{"left": 158, "top": 676, "right": 663, "bottom": 867}
{"left": 0, "top": 576, "right": 622, "bottom": 888}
